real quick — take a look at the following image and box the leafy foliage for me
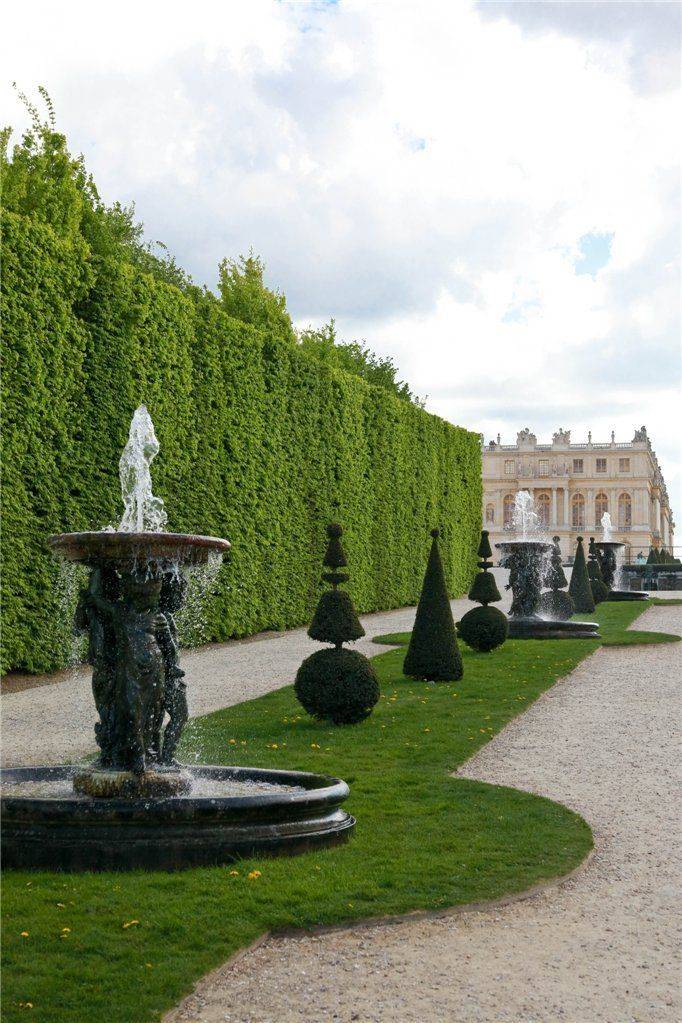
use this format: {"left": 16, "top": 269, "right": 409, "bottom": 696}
{"left": 294, "top": 647, "right": 380, "bottom": 725}
{"left": 568, "top": 537, "right": 595, "bottom": 614}
{"left": 297, "top": 524, "right": 378, "bottom": 724}
{"left": 404, "top": 530, "right": 463, "bottom": 681}
{"left": 308, "top": 590, "right": 365, "bottom": 646}
{"left": 540, "top": 536, "right": 575, "bottom": 619}
{"left": 587, "top": 538, "right": 609, "bottom": 603}
{"left": 457, "top": 605, "right": 508, "bottom": 652}
{"left": 468, "top": 529, "right": 502, "bottom": 606}
{"left": 1, "top": 97, "right": 481, "bottom": 673}
{"left": 538, "top": 589, "right": 575, "bottom": 621}
{"left": 217, "top": 252, "right": 294, "bottom": 344}
{"left": 298, "top": 320, "right": 423, "bottom": 405}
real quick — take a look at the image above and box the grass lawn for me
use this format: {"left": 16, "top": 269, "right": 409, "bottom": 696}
{"left": 1, "top": 600, "right": 676, "bottom": 1023}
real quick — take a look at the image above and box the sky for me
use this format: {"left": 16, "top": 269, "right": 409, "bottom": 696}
{"left": 2, "top": 0, "right": 680, "bottom": 526}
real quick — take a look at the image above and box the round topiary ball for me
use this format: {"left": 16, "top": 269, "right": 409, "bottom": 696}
{"left": 590, "top": 578, "right": 610, "bottom": 604}
{"left": 295, "top": 648, "right": 380, "bottom": 725}
{"left": 457, "top": 605, "right": 508, "bottom": 652}
{"left": 538, "top": 589, "right": 575, "bottom": 621}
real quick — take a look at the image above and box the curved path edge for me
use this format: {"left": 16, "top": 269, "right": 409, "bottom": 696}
{"left": 162, "top": 602, "right": 682, "bottom": 1023}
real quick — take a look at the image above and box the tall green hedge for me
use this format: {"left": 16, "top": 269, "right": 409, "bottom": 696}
{"left": 1, "top": 209, "right": 481, "bottom": 674}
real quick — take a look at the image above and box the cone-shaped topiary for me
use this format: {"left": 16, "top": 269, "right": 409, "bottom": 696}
{"left": 295, "top": 524, "right": 379, "bottom": 725}
{"left": 539, "top": 536, "right": 575, "bottom": 620}
{"left": 404, "top": 529, "right": 463, "bottom": 680}
{"left": 587, "top": 537, "right": 609, "bottom": 604}
{"left": 646, "top": 547, "right": 658, "bottom": 565}
{"left": 568, "top": 536, "right": 595, "bottom": 614}
{"left": 458, "top": 529, "right": 507, "bottom": 652}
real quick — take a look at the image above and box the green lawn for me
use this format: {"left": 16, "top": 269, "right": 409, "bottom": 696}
{"left": 1, "top": 600, "right": 675, "bottom": 1023}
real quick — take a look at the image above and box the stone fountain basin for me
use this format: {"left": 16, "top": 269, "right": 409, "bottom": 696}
{"left": 496, "top": 539, "right": 553, "bottom": 550}
{"left": 1, "top": 765, "right": 355, "bottom": 871}
{"left": 48, "top": 531, "right": 230, "bottom": 568}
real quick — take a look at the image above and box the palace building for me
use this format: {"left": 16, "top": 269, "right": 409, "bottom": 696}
{"left": 482, "top": 427, "right": 674, "bottom": 561}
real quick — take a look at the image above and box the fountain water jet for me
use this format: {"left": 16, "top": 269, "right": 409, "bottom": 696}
{"left": 496, "top": 492, "right": 599, "bottom": 639}
{"left": 1, "top": 407, "right": 354, "bottom": 870}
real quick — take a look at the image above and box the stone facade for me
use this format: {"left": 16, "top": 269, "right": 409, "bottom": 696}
{"left": 482, "top": 426, "right": 675, "bottom": 561}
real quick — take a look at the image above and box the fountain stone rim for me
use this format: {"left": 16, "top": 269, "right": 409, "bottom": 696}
{"left": 495, "top": 539, "right": 554, "bottom": 550}
{"left": 47, "top": 530, "right": 231, "bottom": 567}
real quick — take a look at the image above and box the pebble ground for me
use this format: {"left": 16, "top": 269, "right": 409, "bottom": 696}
{"left": 164, "top": 604, "right": 682, "bottom": 1023}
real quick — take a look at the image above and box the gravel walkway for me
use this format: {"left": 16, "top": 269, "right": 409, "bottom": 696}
{"left": 0, "top": 595, "right": 497, "bottom": 767}
{"left": 164, "top": 603, "right": 682, "bottom": 1023}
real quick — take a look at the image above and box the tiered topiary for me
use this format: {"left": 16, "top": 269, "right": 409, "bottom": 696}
{"left": 404, "top": 529, "right": 463, "bottom": 681}
{"left": 539, "top": 536, "right": 575, "bottom": 620}
{"left": 587, "top": 537, "right": 610, "bottom": 604}
{"left": 457, "top": 530, "right": 508, "bottom": 652}
{"left": 295, "top": 524, "right": 379, "bottom": 725}
{"left": 568, "top": 536, "right": 595, "bottom": 614}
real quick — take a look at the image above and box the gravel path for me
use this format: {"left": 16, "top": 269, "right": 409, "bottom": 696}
{"left": 1, "top": 595, "right": 499, "bottom": 767}
{"left": 164, "top": 603, "right": 682, "bottom": 1023}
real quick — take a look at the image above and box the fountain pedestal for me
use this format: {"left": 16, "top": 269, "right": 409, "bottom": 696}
{"left": 497, "top": 539, "right": 600, "bottom": 640}
{"left": 1, "top": 529, "right": 355, "bottom": 871}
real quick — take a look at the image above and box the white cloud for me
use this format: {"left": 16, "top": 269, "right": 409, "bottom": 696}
{"left": 1, "top": 0, "right": 679, "bottom": 525}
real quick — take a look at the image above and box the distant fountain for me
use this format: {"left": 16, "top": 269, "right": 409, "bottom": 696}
{"left": 594, "top": 512, "right": 648, "bottom": 602}
{"left": 1, "top": 406, "right": 354, "bottom": 870}
{"left": 496, "top": 491, "right": 599, "bottom": 639}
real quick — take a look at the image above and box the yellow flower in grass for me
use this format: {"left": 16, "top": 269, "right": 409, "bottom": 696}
{"left": 122, "top": 920, "right": 139, "bottom": 929}
{"left": 247, "top": 870, "right": 262, "bottom": 880}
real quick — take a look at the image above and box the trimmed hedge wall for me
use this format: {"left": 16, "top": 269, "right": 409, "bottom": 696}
{"left": 1, "top": 208, "right": 481, "bottom": 673}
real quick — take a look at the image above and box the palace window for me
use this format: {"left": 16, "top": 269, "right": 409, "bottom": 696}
{"left": 504, "top": 459, "right": 515, "bottom": 475}
{"left": 618, "top": 493, "right": 632, "bottom": 529}
{"left": 573, "top": 458, "right": 584, "bottom": 473}
{"left": 486, "top": 504, "right": 495, "bottom": 524}
{"left": 538, "top": 459, "right": 549, "bottom": 476}
{"left": 572, "top": 493, "right": 585, "bottom": 528}
{"left": 595, "top": 492, "right": 609, "bottom": 526}
{"left": 618, "top": 457, "right": 630, "bottom": 472}
{"left": 503, "top": 494, "right": 515, "bottom": 527}
{"left": 596, "top": 458, "right": 607, "bottom": 473}
{"left": 537, "top": 492, "right": 550, "bottom": 527}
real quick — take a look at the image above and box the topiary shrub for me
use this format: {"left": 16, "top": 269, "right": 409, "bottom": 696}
{"left": 295, "top": 523, "right": 379, "bottom": 725}
{"left": 458, "top": 605, "right": 508, "bottom": 652}
{"left": 539, "top": 535, "right": 575, "bottom": 620}
{"left": 295, "top": 647, "right": 380, "bottom": 725}
{"left": 588, "top": 537, "right": 610, "bottom": 604}
{"left": 457, "top": 529, "right": 507, "bottom": 652}
{"left": 404, "top": 529, "right": 463, "bottom": 681}
{"left": 568, "top": 536, "right": 595, "bottom": 614}
{"left": 538, "top": 589, "right": 575, "bottom": 620}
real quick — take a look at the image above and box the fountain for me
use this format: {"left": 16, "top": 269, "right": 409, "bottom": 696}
{"left": 496, "top": 492, "right": 599, "bottom": 639}
{"left": 1, "top": 407, "right": 354, "bottom": 870}
{"left": 594, "top": 513, "right": 648, "bottom": 601}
